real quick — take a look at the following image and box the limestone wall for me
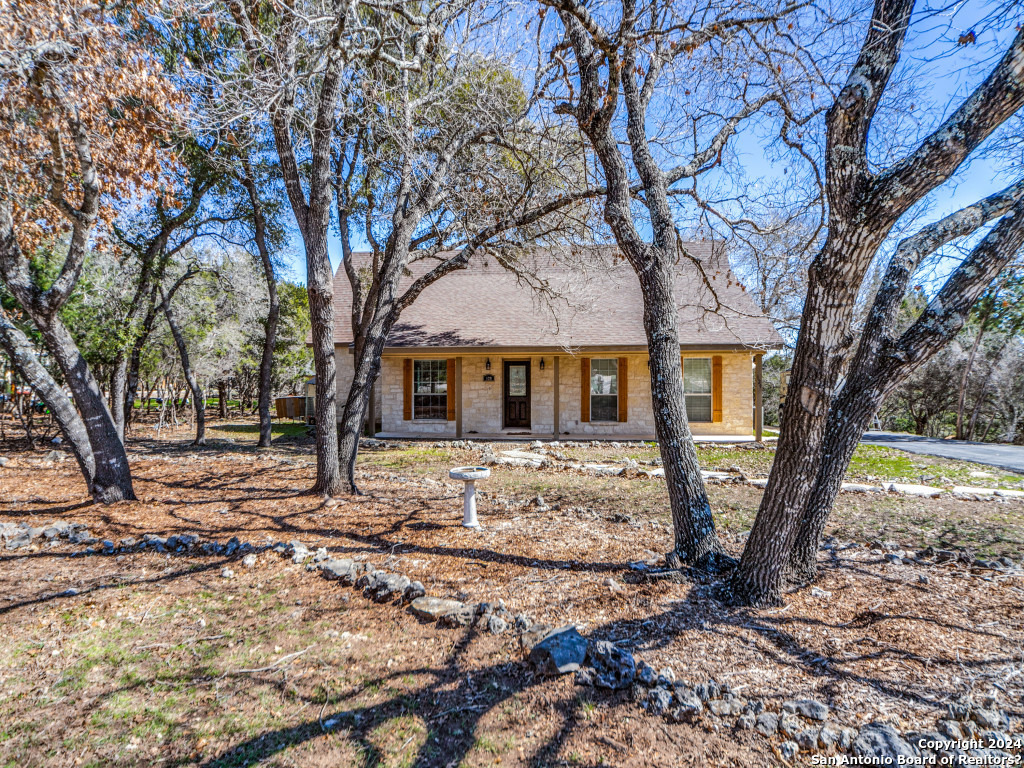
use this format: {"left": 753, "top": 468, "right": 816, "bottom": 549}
{"left": 372, "top": 350, "right": 754, "bottom": 438}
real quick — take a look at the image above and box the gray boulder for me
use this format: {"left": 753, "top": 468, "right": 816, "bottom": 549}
{"left": 529, "top": 626, "right": 588, "bottom": 676}
{"left": 404, "top": 581, "right": 426, "bottom": 602}
{"left": 409, "top": 596, "right": 464, "bottom": 621}
{"left": 356, "top": 571, "right": 410, "bottom": 602}
{"left": 853, "top": 722, "right": 918, "bottom": 761}
{"left": 320, "top": 558, "right": 358, "bottom": 583}
{"left": 647, "top": 686, "right": 673, "bottom": 716}
{"left": 784, "top": 698, "right": 829, "bottom": 721}
{"left": 755, "top": 712, "right": 778, "bottom": 737}
{"left": 586, "top": 640, "right": 635, "bottom": 690}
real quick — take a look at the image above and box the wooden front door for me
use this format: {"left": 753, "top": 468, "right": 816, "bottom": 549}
{"left": 503, "top": 361, "right": 531, "bottom": 428}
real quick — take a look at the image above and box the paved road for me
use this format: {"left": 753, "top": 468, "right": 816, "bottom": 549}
{"left": 861, "top": 431, "right": 1024, "bottom": 475}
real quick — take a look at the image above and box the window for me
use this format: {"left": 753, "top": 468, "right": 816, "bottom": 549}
{"left": 590, "top": 359, "right": 618, "bottom": 422}
{"left": 684, "top": 358, "right": 712, "bottom": 422}
{"left": 413, "top": 360, "right": 447, "bottom": 419}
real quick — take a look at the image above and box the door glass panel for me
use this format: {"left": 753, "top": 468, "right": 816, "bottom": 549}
{"left": 509, "top": 365, "right": 527, "bottom": 397}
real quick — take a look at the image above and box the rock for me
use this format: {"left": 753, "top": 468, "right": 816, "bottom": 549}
{"left": 744, "top": 699, "right": 764, "bottom": 716}
{"left": 810, "top": 586, "right": 832, "bottom": 598}
{"left": 404, "top": 581, "right": 426, "bottom": 602}
{"left": 5, "top": 532, "right": 31, "bottom": 550}
{"left": 242, "top": 553, "right": 258, "bottom": 568}
{"left": 839, "top": 727, "right": 857, "bottom": 750}
{"left": 657, "top": 667, "right": 676, "bottom": 686}
{"left": 586, "top": 640, "right": 635, "bottom": 690}
{"left": 409, "top": 596, "right": 464, "bottom": 621}
{"left": 885, "top": 553, "right": 903, "bottom": 565}
{"left": 780, "top": 741, "right": 799, "bottom": 761}
{"left": 438, "top": 603, "right": 478, "bottom": 628}
{"left": 853, "top": 722, "right": 918, "bottom": 761}
{"left": 819, "top": 724, "right": 841, "bottom": 749}
{"left": 885, "top": 482, "right": 944, "bottom": 498}
{"left": 797, "top": 727, "right": 821, "bottom": 750}
{"left": 708, "top": 699, "right": 743, "bottom": 717}
{"left": 487, "top": 615, "right": 508, "bottom": 635}
{"left": 779, "top": 712, "right": 803, "bottom": 738}
{"left": 221, "top": 568, "right": 235, "bottom": 578}
{"left": 0, "top": 456, "right": 8, "bottom": 467}
{"left": 356, "top": 571, "right": 411, "bottom": 603}
{"left": 938, "top": 720, "right": 967, "bottom": 740}
{"left": 513, "top": 613, "right": 532, "bottom": 632}
{"left": 735, "top": 713, "right": 756, "bottom": 730}
{"left": 671, "top": 688, "right": 704, "bottom": 724}
{"left": 575, "top": 667, "right": 596, "bottom": 686}
{"left": 320, "top": 558, "right": 358, "bottom": 583}
{"left": 784, "top": 698, "right": 829, "bottom": 721}
{"left": 635, "top": 661, "right": 656, "bottom": 686}
{"left": 529, "top": 626, "right": 588, "bottom": 676}
{"left": 755, "top": 712, "right": 779, "bottom": 737}
{"left": 647, "top": 687, "right": 673, "bottom": 716}
{"left": 971, "top": 709, "right": 1008, "bottom": 731}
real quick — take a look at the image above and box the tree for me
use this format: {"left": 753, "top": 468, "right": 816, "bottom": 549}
{"left": 731, "top": 2, "right": 1024, "bottom": 605}
{"left": 0, "top": 0, "right": 177, "bottom": 500}
{"left": 536, "top": 0, "right": 822, "bottom": 568}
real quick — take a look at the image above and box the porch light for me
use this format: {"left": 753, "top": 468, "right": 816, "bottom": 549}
{"left": 485, "top": 358, "right": 491, "bottom": 370}
{"left": 539, "top": 358, "right": 545, "bottom": 370}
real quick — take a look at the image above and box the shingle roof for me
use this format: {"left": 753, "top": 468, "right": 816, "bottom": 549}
{"left": 332, "top": 243, "right": 784, "bottom": 350}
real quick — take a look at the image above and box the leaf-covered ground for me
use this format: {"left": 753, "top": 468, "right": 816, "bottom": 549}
{"left": 1, "top": 420, "right": 1022, "bottom": 767}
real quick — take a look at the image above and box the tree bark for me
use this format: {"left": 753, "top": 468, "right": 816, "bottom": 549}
{"left": 39, "top": 316, "right": 135, "bottom": 501}
{"left": 160, "top": 286, "right": 205, "bottom": 446}
{"left": 0, "top": 309, "right": 96, "bottom": 491}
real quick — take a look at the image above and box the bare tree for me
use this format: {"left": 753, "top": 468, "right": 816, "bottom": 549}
{"left": 536, "top": 0, "right": 823, "bottom": 568}
{"left": 731, "top": 1, "right": 1024, "bottom": 605}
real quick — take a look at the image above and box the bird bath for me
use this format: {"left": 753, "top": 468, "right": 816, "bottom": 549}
{"left": 448, "top": 466, "right": 490, "bottom": 528}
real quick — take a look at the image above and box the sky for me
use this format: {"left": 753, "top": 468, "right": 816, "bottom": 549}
{"left": 276, "top": 0, "right": 1023, "bottom": 288}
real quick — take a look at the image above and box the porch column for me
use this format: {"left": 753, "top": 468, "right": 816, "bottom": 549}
{"left": 455, "top": 356, "right": 463, "bottom": 438}
{"left": 552, "top": 355, "right": 560, "bottom": 439}
{"left": 754, "top": 353, "right": 763, "bottom": 442}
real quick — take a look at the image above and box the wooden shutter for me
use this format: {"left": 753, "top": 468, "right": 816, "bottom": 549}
{"left": 617, "top": 357, "right": 628, "bottom": 422}
{"left": 403, "top": 359, "right": 413, "bottom": 421}
{"left": 580, "top": 357, "right": 590, "bottom": 422}
{"left": 712, "top": 355, "right": 723, "bottom": 423}
{"left": 446, "top": 358, "right": 456, "bottom": 421}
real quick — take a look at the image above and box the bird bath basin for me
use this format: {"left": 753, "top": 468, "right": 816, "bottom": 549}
{"left": 449, "top": 466, "right": 490, "bottom": 528}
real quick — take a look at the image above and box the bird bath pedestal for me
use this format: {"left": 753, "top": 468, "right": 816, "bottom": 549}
{"left": 448, "top": 466, "right": 490, "bottom": 528}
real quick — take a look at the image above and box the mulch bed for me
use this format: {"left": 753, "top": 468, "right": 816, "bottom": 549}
{"left": 1, "top": 433, "right": 1023, "bottom": 766}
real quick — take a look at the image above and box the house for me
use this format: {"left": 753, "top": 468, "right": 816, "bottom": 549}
{"left": 330, "top": 244, "right": 784, "bottom": 440}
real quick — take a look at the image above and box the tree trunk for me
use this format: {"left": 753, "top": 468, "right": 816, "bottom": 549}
{"left": 218, "top": 381, "right": 228, "bottom": 419}
{"left": 639, "top": 262, "right": 726, "bottom": 568}
{"left": 339, "top": 324, "right": 387, "bottom": 494}
{"left": 305, "top": 233, "right": 343, "bottom": 496}
{"left": 39, "top": 317, "right": 135, "bottom": 501}
{"left": 0, "top": 310, "right": 97, "bottom": 492}
{"left": 161, "top": 293, "right": 205, "bottom": 446}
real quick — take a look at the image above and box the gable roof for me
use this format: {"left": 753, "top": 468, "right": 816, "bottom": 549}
{"left": 332, "top": 242, "right": 784, "bottom": 351}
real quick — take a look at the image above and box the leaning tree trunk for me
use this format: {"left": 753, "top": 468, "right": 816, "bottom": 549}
{"left": 161, "top": 292, "right": 205, "bottom": 446}
{"left": 339, "top": 321, "right": 388, "bottom": 494}
{"left": 38, "top": 316, "right": 135, "bottom": 502}
{"left": 639, "top": 262, "right": 726, "bottom": 568}
{"left": 731, "top": 235, "right": 879, "bottom": 606}
{"left": 956, "top": 317, "right": 988, "bottom": 439}
{"left": 0, "top": 310, "right": 96, "bottom": 491}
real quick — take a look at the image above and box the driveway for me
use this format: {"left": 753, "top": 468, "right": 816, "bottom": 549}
{"left": 861, "top": 431, "right": 1024, "bottom": 475}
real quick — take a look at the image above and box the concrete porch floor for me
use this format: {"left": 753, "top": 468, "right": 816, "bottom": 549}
{"left": 372, "top": 432, "right": 769, "bottom": 443}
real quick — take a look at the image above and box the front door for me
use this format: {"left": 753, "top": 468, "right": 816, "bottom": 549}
{"left": 503, "top": 361, "right": 531, "bottom": 428}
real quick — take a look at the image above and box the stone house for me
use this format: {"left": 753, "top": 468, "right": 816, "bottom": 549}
{"left": 329, "top": 244, "right": 783, "bottom": 440}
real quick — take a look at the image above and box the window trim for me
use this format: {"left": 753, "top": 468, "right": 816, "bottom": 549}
{"left": 589, "top": 358, "right": 619, "bottom": 423}
{"left": 684, "top": 356, "right": 713, "bottom": 423}
{"left": 412, "top": 359, "right": 448, "bottom": 421}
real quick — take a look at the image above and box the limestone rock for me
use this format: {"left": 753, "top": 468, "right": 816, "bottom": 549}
{"left": 853, "top": 722, "right": 918, "bottom": 761}
{"left": 586, "top": 640, "right": 635, "bottom": 690}
{"left": 784, "top": 698, "right": 829, "bottom": 721}
{"left": 528, "top": 626, "right": 587, "bottom": 676}
{"left": 409, "top": 596, "right": 464, "bottom": 621}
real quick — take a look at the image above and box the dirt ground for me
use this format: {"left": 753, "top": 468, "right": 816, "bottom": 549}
{"left": 1, "top": 420, "right": 1023, "bottom": 767}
